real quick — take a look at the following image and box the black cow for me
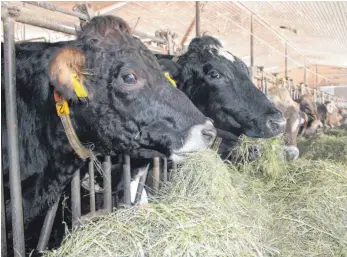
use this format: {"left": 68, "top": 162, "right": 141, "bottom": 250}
{"left": 156, "top": 36, "right": 286, "bottom": 159}
{"left": 1, "top": 15, "right": 216, "bottom": 254}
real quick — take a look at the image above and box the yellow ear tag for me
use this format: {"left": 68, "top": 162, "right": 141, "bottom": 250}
{"left": 56, "top": 101, "right": 70, "bottom": 116}
{"left": 70, "top": 73, "right": 88, "bottom": 98}
{"left": 164, "top": 72, "right": 177, "bottom": 88}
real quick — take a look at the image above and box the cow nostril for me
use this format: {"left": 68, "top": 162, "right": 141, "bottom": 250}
{"left": 268, "top": 119, "right": 279, "bottom": 131}
{"left": 201, "top": 127, "right": 217, "bottom": 144}
{"left": 266, "top": 117, "right": 286, "bottom": 132}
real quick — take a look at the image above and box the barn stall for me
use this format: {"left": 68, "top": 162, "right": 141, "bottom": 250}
{"left": 1, "top": 1, "right": 347, "bottom": 257}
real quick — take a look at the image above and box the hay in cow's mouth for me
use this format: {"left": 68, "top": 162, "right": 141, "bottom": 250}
{"left": 43, "top": 130, "right": 347, "bottom": 257}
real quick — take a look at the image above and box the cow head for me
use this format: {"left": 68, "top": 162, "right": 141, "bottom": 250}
{"left": 325, "top": 101, "right": 342, "bottom": 127}
{"left": 48, "top": 16, "right": 216, "bottom": 162}
{"left": 159, "top": 36, "right": 285, "bottom": 139}
{"left": 266, "top": 86, "right": 301, "bottom": 160}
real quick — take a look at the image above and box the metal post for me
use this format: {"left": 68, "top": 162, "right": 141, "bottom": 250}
{"left": 250, "top": 14, "right": 254, "bottom": 80}
{"left": 123, "top": 155, "right": 131, "bottom": 206}
{"left": 103, "top": 156, "right": 112, "bottom": 212}
{"left": 3, "top": 17, "right": 25, "bottom": 257}
{"left": 195, "top": 1, "right": 201, "bottom": 37}
{"left": 1, "top": 167, "right": 7, "bottom": 257}
{"left": 167, "top": 30, "right": 174, "bottom": 55}
{"left": 163, "top": 158, "right": 168, "bottom": 183}
{"left": 304, "top": 64, "right": 307, "bottom": 86}
{"left": 134, "top": 167, "right": 149, "bottom": 205}
{"left": 88, "top": 156, "right": 95, "bottom": 215}
{"left": 315, "top": 65, "right": 318, "bottom": 88}
{"left": 153, "top": 157, "right": 160, "bottom": 191}
{"left": 71, "top": 169, "right": 81, "bottom": 228}
{"left": 285, "top": 41, "right": 288, "bottom": 79}
{"left": 36, "top": 199, "right": 59, "bottom": 252}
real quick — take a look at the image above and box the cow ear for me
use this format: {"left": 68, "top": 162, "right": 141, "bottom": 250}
{"left": 49, "top": 47, "right": 86, "bottom": 100}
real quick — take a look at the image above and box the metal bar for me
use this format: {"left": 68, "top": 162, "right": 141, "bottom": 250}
{"left": 180, "top": 18, "right": 196, "bottom": 47}
{"left": 1, "top": 165, "right": 7, "bottom": 257}
{"left": 315, "top": 65, "right": 318, "bottom": 88}
{"left": 163, "top": 158, "right": 168, "bottom": 183}
{"left": 98, "top": 2, "right": 128, "bottom": 15}
{"left": 71, "top": 169, "right": 81, "bottom": 228}
{"left": 153, "top": 157, "right": 160, "bottom": 191}
{"left": 134, "top": 167, "right": 149, "bottom": 205}
{"left": 123, "top": 155, "right": 131, "bottom": 206}
{"left": 133, "top": 30, "right": 166, "bottom": 44}
{"left": 167, "top": 30, "right": 174, "bottom": 55}
{"left": 103, "top": 156, "right": 112, "bottom": 213}
{"left": 25, "top": 1, "right": 88, "bottom": 20}
{"left": 250, "top": 14, "right": 254, "bottom": 80}
{"left": 195, "top": 1, "right": 201, "bottom": 37}
{"left": 285, "top": 41, "right": 288, "bottom": 79}
{"left": 2, "top": 4, "right": 76, "bottom": 35}
{"left": 88, "top": 157, "right": 95, "bottom": 215}
{"left": 3, "top": 17, "right": 25, "bottom": 257}
{"left": 36, "top": 199, "right": 59, "bottom": 252}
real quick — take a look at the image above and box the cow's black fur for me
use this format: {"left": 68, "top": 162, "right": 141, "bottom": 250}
{"left": 2, "top": 16, "right": 210, "bottom": 254}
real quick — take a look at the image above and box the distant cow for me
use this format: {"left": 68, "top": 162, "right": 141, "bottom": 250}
{"left": 339, "top": 107, "right": 347, "bottom": 129}
{"left": 1, "top": 15, "right": 216, "bottom": 237}
{"left": 266, "top": 88, "right": 323, "bottom": 160}
{"left": 317, "top": 101, "right": 343, "bottom": 131}
{"left": 156, "top": 36, "right": 286, "bottom": 160}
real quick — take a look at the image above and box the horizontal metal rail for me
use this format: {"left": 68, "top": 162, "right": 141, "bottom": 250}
{"left": 1, "top": 3, "right": 77, "bottom": 35}
{"left": 25, "top": 1, "right": 89, "bottom": 20}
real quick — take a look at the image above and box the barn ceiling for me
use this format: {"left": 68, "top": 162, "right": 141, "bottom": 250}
{"left": 2, "top": 1, "right": 347, "bottom": 89}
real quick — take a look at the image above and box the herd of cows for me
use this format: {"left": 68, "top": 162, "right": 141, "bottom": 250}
{"left": 2, "top": 15, "right": 347, "bottom": 255}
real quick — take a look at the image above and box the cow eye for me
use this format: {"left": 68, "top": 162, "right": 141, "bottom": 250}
{"left": 122, "top": 74, "right": 137, "bottom": 84}
{"left": 209, "top": 70, "right": 220, "bottom": 79}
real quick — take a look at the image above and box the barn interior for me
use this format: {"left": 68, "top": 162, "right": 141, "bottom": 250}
{"left": 1, "top": 1, "right": 347, "bottom": 257}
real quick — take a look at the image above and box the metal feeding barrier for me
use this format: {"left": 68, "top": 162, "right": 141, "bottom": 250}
{"left": 253, "top": 66, "right": 347, "bottom": 108}
{"left": 1, "top": 2, "right": 173, "bottom": 256}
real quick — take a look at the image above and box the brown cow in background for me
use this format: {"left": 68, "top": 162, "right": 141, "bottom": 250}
{"left": 266, "top": 87, "right": 323, "bottom": 161}
{"left": 317, "top": 101, "right": 343, "bottom": 131}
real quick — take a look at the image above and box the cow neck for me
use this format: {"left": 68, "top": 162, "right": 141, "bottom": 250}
{"left": 298, "top": 111, "right": 309, "bottom": 136}
{"left": 53, "top": 89, "right": 93, "bottom": 161}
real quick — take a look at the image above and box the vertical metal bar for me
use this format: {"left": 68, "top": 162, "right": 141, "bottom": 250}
{"left": 163, "top": 158, "right": 168, "bottom": 183}
{"left": 3, "top": 17, "right": 26, "bottom": 257}
{"left": 1, "top": 167, "right": 7, "bottom": 257}
{"left": 134, "top": 167, "right": 149, "bottom": 205}
{"left": 36, "top": 199, "right": 59, "bottom": 252}
{"left": 123, "top": 155, "right": 131, "bottom": 206}
{"left": 88, "top": 156, "right": 95, "bottom": 215}
{"left": 167, "top": 30, "right": 173, "bottom": 55}
{"left": 285, "top": 41, "right": 288, "bottom": 79}
{"left": 195, "top": 1, "right": 201, "bottom": 37}
{"left": 304, "top": 61, "right": 307, "bottom": 86}
{"left": 103, "top": 156, "right": 112, "bottom": 212}
{"left": 315, "top": 65, "right": 318, "bottom": 88}
{"left": 71, "top": 169, "right": 81, "bottom": 228}
{"left": 250, "top": 14, "right": 254, "bottom": 80}
{"left": 153, "top": 157, "right": 160, "bottom": 191}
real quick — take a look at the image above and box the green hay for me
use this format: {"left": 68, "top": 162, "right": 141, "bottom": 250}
{"left": 298, "top": 129, "right": 347, "bottom": 163}
{"left": 44, "top": 131, "right": 347, "bottom": 257}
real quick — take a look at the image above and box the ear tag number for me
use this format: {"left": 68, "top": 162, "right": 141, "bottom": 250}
{"left": 56, "top": 101, "right": 70, "bottom": 116}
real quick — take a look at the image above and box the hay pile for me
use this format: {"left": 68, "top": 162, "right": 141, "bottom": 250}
{"left": 44, "top": 130, "right": 347, "bottom": 257}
